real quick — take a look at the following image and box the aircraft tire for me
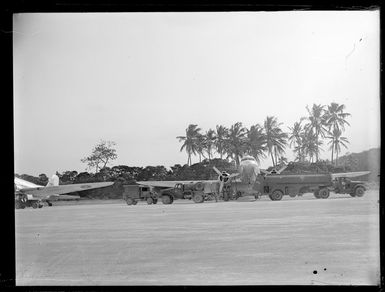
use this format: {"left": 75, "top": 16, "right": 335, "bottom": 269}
{"left": 354, "top": 186, "right": 365, "bottom": 197}
{"left": 269, "top": 190, "right": 283, "bottom": 201}
{"left": 32, "top": 202, "right": 39, "bottom": 209}
{"left": 319, "top": 188, "right": 330, "bottom": 199}
{"left": 192, "top": 193, "right": 204, "bottom": 203}
{"left": 146, "top": 198, "right": 153, "bottom": 205}
{"left": 162, "top": 195, "right": 172, "bottom": 205}
{"left": 126, "top": 198, "right": 134, "bottom": 205}
{"left": 15, "top": 201, "right": 21, "bottom": 209}
{"left": 38, "top": 204, "right": 43, "bottom": 208}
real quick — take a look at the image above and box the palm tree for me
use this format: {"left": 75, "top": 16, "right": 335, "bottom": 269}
{"left": 196, "top": 134, "right": 206, "bottom": 163}
{"left": 224, "top": 122, "right": 247, "bottom": 167}
{"left": 303, "top": 104, "right": 328, "bottom": 162}
{"left": 324, "top": 102, "right": 351, "bottom": 132}
{"left": 264, "top": 116, "right": 288, "bottom": 167}
{"left": 215, "top": 125, "right": 228, "bottom": 159}
{"left": 301, "top": 130, "right": 322, "bottom": 163}
{"left": 288, "top": 121, "right": 304, "bottom": 162}
{"left": 327, "top": 128, "right": 349, "bottom": 166}
{"left": 245, "top": 124, "right": 267, "bottom": 163}
{"left": 203, "top": 129, "right": 216, "bottom": 161}
{"left": 324, "top": 102, "right": 351, "bottom": 162}
{"left": 176, "top": 124, "right": 202, "bottom": 166}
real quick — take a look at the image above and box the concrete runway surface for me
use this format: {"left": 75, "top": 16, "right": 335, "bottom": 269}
{"left": 16, "top": 191, "right": 380, "bottom": 286}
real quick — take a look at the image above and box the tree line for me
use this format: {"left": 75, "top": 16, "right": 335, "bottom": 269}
{"left": 177, "top": 102, "right": 351, "bottom": 167}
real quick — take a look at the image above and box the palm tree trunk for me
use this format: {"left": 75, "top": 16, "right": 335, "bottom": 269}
{"left": 270, "top": 151, "right": 275, "bottom": 167}
{"left": 331, "top": 145, "right": 334, "bottom": 164}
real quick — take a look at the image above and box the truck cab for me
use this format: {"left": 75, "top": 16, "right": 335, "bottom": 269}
{"left": 333, "top": 177, "right": 366, "bottom": 197}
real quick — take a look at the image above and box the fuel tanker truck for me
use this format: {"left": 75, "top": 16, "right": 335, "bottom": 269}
{"left": 236, "top": 172, "right": 369, "bottom": 201}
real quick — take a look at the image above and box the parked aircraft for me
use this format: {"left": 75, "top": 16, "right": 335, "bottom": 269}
{"left": 15, "top": 174, "right": 114, "bottom": 209}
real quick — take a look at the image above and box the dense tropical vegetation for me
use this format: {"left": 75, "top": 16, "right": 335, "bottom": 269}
{"left": 176, "top": 102, "right": 351, "bottom": 167}
{"left": 18, "top": 102, "right": 370, "bottom": 200}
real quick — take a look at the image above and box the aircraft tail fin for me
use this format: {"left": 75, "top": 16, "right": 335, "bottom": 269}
{"left": 46, "top": 174, "right": 60, "bottom": 187}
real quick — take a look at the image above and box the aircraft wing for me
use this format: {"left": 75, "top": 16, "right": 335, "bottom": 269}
{"left": 19, "top": 182, "right": 114, "bottom": 197}
{"left": 330, "top": 171, "right": 371, "bottom": 179}
{"left": 137, "top": 180, "right": 217, "bottom": 188}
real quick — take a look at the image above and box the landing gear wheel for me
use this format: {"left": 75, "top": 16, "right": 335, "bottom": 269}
{"left": 319, "top": 188, "right": 330, "bottom": 199}
{"left": 162, "top": 195, "right": 172, "bottom": 205}
{"left": 269, "top": 190, "right": 283, "bottom": 201}
{"left": 38, "top": 203, "right": 43, "bottom": 208}
{"left": 193, "top": 193, "right": 204, "bottom": 203}
{"left": 147, "top": 198, "right": 153, "bottom": 205}
{"left": 126, "top": 198, "right": 134, "bottom": 205}
{"left": 15, "top": 201, "right": 21, "bottom": 209}
{"left": 354, "top": 186, "right": 365, "bottom": 197}
{"left": 32, "top": 201, "right": 39, "bottom": 209}
{"left": 47, "top": 202, "right": 53, "bottom": 206}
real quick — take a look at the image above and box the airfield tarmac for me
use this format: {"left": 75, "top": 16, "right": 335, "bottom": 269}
{"left": 16, "top": 190, "right": 380, "bottom": 286}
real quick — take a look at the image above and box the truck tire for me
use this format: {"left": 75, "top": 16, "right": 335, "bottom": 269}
{"left": 194, "top": 182, "right": 204, "bottom": 192}
{"left": 153, "top": 199, "right": 158, "bottom": 204}
{"left": 32, "top": 201, "right": 39, "bottom": 209}
{"left": 269, "top": 190, "right": 283, "bottom": 201}
{"left": 314, "top": 190, "right": 321, "bottom": 199}
{"left": 147, "top": 198, "right": 153, "bottom": 205}
{"left": 319, "top": 188, "right": 330, "bottom": 199}
{"left": 126, "top": 198, "right": 134, "bottom": 205}
{"left": 132, "top": 200, "right": 138, "bottom": 205}
{"left": 162, "top": 195, "right": 172, "bottom": 205}
{"left": 354, "top": 186, "right": 365, "bottom": 197}
{"left": 193, "top": 193, "right": 204, "bottom": 203}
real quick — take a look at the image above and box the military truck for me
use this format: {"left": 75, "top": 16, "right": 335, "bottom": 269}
{"left": 332, "top": 177, "right": 367, "bottom": 197}
{"left": 159, "top": 182, "right": 208, "bottom": 204}
{"left": 122, "top": 185, "right": 158, "bottom": 205}
{"left": 251, "top": 173, "right": 367, "bottom": 201}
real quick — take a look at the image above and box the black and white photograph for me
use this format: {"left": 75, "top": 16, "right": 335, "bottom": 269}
{"left": 13, "top": 9, "right": 380, "bottom": 286}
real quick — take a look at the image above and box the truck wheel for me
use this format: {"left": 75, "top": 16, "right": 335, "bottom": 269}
{"left": 354, "top": 186, "right": 365, "bottom": 197}
{"left": 314, "top": 190, "right": 320, "bottom": 199}
{"left": 194, "top": 182, "right": 204, "bottom": 191}
{"left": 193, "top": 193, "right": 204, "bottom": 203}
{"left": 32, "top": 202, "right": 39, "bottom": 209}
{"left": 147, "top": 198, "right": 153, "bottom": 205}
{"left": 132, "top": 200, "right": 138, "bottom": 205}
{"left": 126, "top": 198, "right": 134, "bottom": 205}
{"left": 349, "top": 193, "right": 356, "bottom": 197}
{"left": 162, "top": 195, "right": 172, "bottom": 205}
{"left": 319, "top": 188, "right": 330, "bottom": 199}
{"left": 269, "top": 190, "right": 283, "bottom": 201}
{"left": 153, "top": 199, "right": 158, "bottom": 204}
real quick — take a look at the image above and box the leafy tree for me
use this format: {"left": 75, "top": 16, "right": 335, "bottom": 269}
{"left": 324, "top": 102, "right": 351, "bottom": 162}
{"left": 302, "top": 104, "right": 328, "bottom": 162}
{"left": 214, "top": 125, "right": 228, "bottom": 159}
{"left": 288, "top": 121, "right": 304, "bottom": 162}
{"left": 203, "top": 129, "right": 216, "bottom": 161}
{"left": 264, "top": 116, "right": 288, "bottom": 167}
{"left": 81, "top": 140, "right": 118, "bottom": 173}
{"left": 177, "top": 124, "right": 202, "bottom": 166}
{"left": 324, "top": 102, "right": 351, "bottom": 132}
{"left": 224, "top": 122, "right": 247, "bottom": 167}
{"left": 326, "top": 128, "right": 349, "bottom": 166}
{"left": 245, "top": 124, "right": 267, "bottom": 163}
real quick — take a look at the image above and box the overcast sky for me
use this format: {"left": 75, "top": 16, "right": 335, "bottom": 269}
{"left": 14, "top": 11, "right": 380, "bottom": 176}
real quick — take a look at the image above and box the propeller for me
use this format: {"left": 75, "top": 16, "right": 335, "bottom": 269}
{"left": 213, "top": 167, "right": 238, "bottom": 194}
